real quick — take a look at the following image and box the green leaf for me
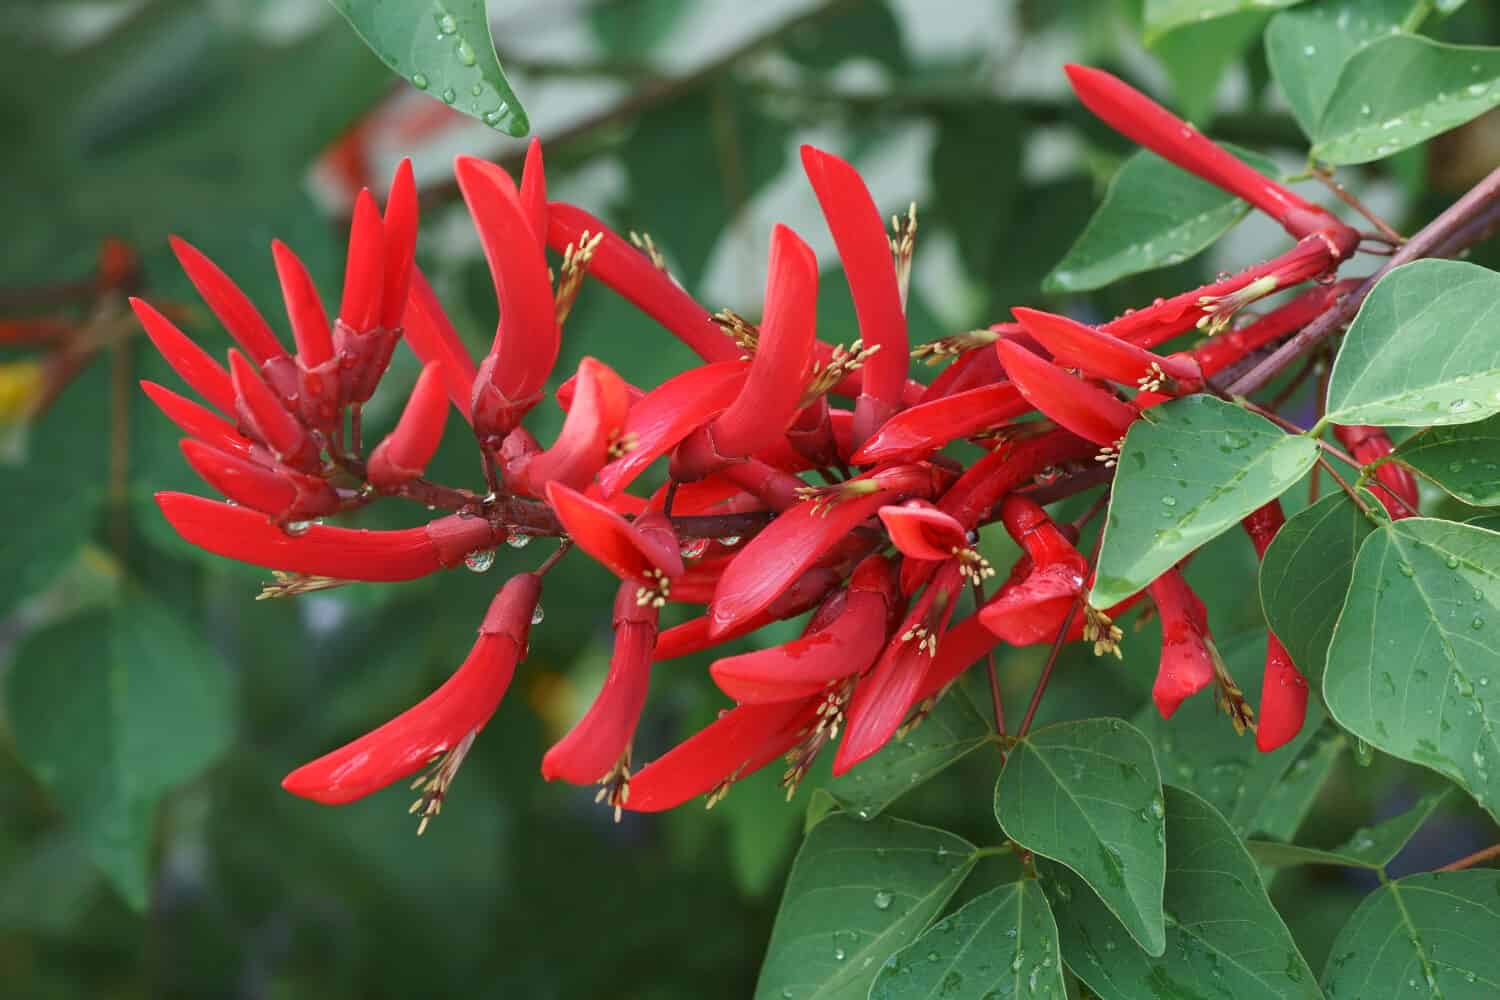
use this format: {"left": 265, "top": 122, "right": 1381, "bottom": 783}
{"left": 829, "top": 687, "right": 993, "bottom": 821}
{"left": 621, "top": 85, "right": 790, "bottom": 291}
{"left": 869, "top": 881, "right": 1065, "bottom": 1000}
{"left": 1247, "top": 787, "right": 1450, "bottom": 868}
{"left": 1265, "top": 0, "right": 1415, "bottom": 138}
{"left": 1393, "top": 414, "right": 1500, "bottom": 506}
{"left": 0, "top": 362, "right": 107, "bottom": 618}
{"left": 1260, "top": 489, "right": 1381, "bottom": 686}
{"left": 1312, "top": 35, "right": 1500, "bottom": 164}
{"left": 932, "top": 102, "right": 1022, "bottom": 281}
{"left": 587, "top": 0, "right": 689, "bottom": 56}
{"left": 1143, "top": 0, "right": 1307, "bottom": 43}
{"left": 1150, "top": 11, "right": 1270, "bottom": 124}
{"left": 1249, "top": 729, "right": 1347, "bottom": 841}
{"left": 1133, "top": 631, "right": 1329, "bottom": 833}
{"left": 1322, "top": 870, "right": 1500, "bottom": 997}
{"left": 754, "top": 815, "right": 977, "bottom": 1000}
{"left": 1045, "top": 786, "right": 1321, "bottom": 1000}
{"left": 1091, "top": 396, "right": 1319, "bottom": 608}
{"left": 781, "top": 0, "right": 908, "bottom": 76}
{"left": 328, "top": 0, "right": 528, "bottom": 136}
{"left": 994, "top": 718, "right": 1167, "bottom": 956}
{"left": 5, "top": 595, "right": 234, "bottom": 908}
{"left": 1325, "top": 260, "right": 1500, "bottom": 427}
{"left": 1323, "top": 518, "right": 1500, "bottom": 821}
{"left": 1045, "top": 144, "right": 1282, "bottom": 294}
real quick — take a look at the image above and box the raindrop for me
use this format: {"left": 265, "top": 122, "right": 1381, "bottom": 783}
{"left": 506, "top": 534, "right": 532, "bottom": 549}
{"left": 833, "top": 947, "right": 846, "bottom": 961}
{"left": 720, "top": 535, "right": 742, "bottom": 547}
{"left": 284, "top": 519, "right": 317, "bottom": 536}
{"left": 873, "top": 890, "right": 894, "bottom": 911}
{"left": 437, "top": 12, "right": 457, "bottom": 33}
{"left": 680, "top": 538, "right": 710, "bottom": 559}
{"left": 464, "top": 549, "right": 495, "bottom": 573}
{"left": 411, "top": 72, "right": 429, "bottom": 90}
{"left": 1448, "top": 555, "right": 1462, "bottom": 569}
{"left": 1303, "top": 45, "right": 1316, "bottom": 56}
{"left": 456, "top": 40, "right": 477, "bottom": 66}
{"left": 441, "top": 87, "right": 456, "bottom": 105}
{"left": 532, "top": 604, "right": 545, "bottom": 625}
{"left": 1398, "top": 562, "right": 1416, "bottom": 578}
{"left": 1355, "top": 739, "right": 1375, "bottom": 767}
{"left": 1160, "top": 495, "right": 1178, "bottom": 507}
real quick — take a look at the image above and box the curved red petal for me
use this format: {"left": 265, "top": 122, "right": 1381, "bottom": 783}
{"left": 272, "top": 241, "right": 334, "bottom": 367}
{"left": 878, "top": 500, "right": 968, "bottom": 562}
{"left": 402, "top": 267, "right": 478, "bottom": 421}
{"left": 851, "top": 382, "right": 1028, "bottom": 465}
{"left": 518, "top": 139, "right": 548, "bottom": 249}
{"left": 546, "top": 482, "right": 684, "bottom": 583}
{"left": 996, "top": 341, "right": 1135, "bottom": 447}
{"left": 513, "top": 357, "right": 630, "bottom": 494}
{"left": 339, "top": 189, "right": 387, "bottom": 332}
{"left": 141, "top": 380, "right": 254, "bottom": 458}
{"left": 379, "top": 159, "right": 419, "bottom": 331}
{"left": 367, "top": 363, "right": 451, "bottom": 487}
{"left": 1012, "top": 307, "right": 1198, "bottom": 389}
{"left": 596, "top": 362, "right": 748, "bottom": 497}
{"left": 1255, "top": 635, "right": 1308, "bottom": 752}
{"left": 170, "top": 237, "right": 286, "bottom": 365}
{"left": 131, "top": 297, "right": 239, "bottom": 416}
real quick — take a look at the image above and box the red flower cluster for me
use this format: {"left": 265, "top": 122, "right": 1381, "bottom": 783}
{"left": 136, "top": 66, "right": 1383, "bottom": 828}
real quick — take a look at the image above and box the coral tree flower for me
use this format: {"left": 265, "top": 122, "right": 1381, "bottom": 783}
{"left": 1147, "top": 569, "right": 1219, "bottom": 720}
{"left": 1333, "top": 424, "right": 1419, "bottom": 518}
{"left": 979, "top": 496, "right": 1091, "bottom": 647}
{"left": 1242, "top": 502, "right": 1309, "bottom": 752}
{"left": 282, "top": 572, "right": 543, "bottom": 831}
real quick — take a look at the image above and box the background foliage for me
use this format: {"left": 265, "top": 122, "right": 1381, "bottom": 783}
{"left": 3, "top": 1, "right": 1500, "bottom": 997}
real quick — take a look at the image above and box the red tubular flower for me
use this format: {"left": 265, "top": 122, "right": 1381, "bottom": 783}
{"left": 918, "top": 333, "right": 1009, "bottom": 401}
{"left": 227, "top": 349, "right": 320, "bottom": 473}
{"left": 1241, "top": 502, "right": 1310, "bottom": 752}
{"left": 717, "top": 458, "right": 811, "bottom": 512}
{"left": 402, "top": 268, "right": 478, "bottom": 421}
{"left": 169, "top": 236, "right": 290, "bottom": 373}
{"left": 518, "top": 138, "right": 548, "bottom": 249}
{"left": 282, "top": 572, "right": 542, "bottom": 818}
{"left": 367, "top": 363, "right": 451, "bottom": 488}
{"left": 379, "top": 159, "right": 418, "bottom": 334}
{"left": 979, "top": 497, "right": 1089, "bottom": 646}
{"left": 595, "top": 362, "right": 748, "bottom": 497}
{"left": 546, "top": 483, "right": 684, "bottom": 597}
{"left": 673, "top": 224, "right": 818, "bottom": 477}
{"left": 179, "top": 439, "right": 339, "bottom": 521}
{"left": 850, "top": 382, "right": 1029, "bottom": 465}
{"left": 709, "top": 489, "right": 895, "bottom": 637}
{"left": 837, "top": 561, "right": 965, "bottom": 774}
{"left": 801, "top": 145, "right": 908, "bottom": 445}
{"left": 547, "top": 202, "right": 739, "bottom": 364}
{"left": 1192, "top": 282, "right": 1353, "bottom": 377}
{"left": 1011, "top": 307, "right": 1201, "bottom": 394}
{"left": 657, "top": 564, "right": 847, "bottom": 658}
{"left": 1333, "top": 424, "right": 1419, "bottom": 518}
{"left": 995, "top": 341, "right": 1136, "bottom": 447}
{"left": 1065, "top": 64, "right": 1358, "bottom": 253}
{"left": 880, "top": 500, "right": 969, "bottom": 562}
{"left": 1148, "top": 569, "right": 1217, "bottom": 719}
{"left": 502, "top": 357, "right": 630, "bottom": 496}
{"left": 155, "top": 492, "right": 504, "bottom": 580}
{"left": 130, "top": 297, "right": 239, "bottom": 416}
{"left": 140, "top": 380, "right": 256, "bottom": 459}
{"left": 457, "top": 157, "right": 559, "bottom": 444}
{"left": 624, "top": 698, "right": 817, "bottom": 812}
{"left": 711, "top": 556, "right": 899, "bottom": 704}
{"left": 337, "top": 189, "right": 386, "bottom": 335}
{"left": 540, "top": 581, "right": 659, "bottom": 798}
{"left": 939, "top": 427, "right": 1097, "bottom": 529}
{"left": 271, "top": 239, "right": 341, "bottom": 429}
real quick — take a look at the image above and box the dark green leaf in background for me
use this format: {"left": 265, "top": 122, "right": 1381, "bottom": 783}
{"left": 754, "top": 815, "right": 977, "bottom": 1000}
{"left": 931, "top": 101, "right": 1023, "bottom": 281}
{"left": 329, "top": 0, "right": 528, "bottom": 135}
{"left": 829, "top": 687, "right": 993, "bottom": 821}
{"left": 1324, "top": 518, "right": 1500, "bottom": 822}
{"left": 1322, "top": 870, "right": 1500, "bottom": 998}
{"left": 994, "top": 718, "right": 1167, "bottom": 956}
{"left": 1260, "top": 489, "right": 1381, "bottom": 687}
{"left": 1045, "top": 144, "right": 1280, "bottom": 293}
{"left": 1092, "top": 396, "right": 1318, "bottom": 608}
{"left": 869, "top": 880, "right": 1065, "bottom": 1000}
{"left": 1393, "top": 413, "right": 1500, "bottom": 506}
{"left": 1264, "top": 0, "right": 1415, "bottom": 139}
{"left": 1143, "top": 0, "right": 1307, "bottom": 44}
{"left": 1150, "top": 11, "right": 1270, "bottom": 124}
{"left": 5, "top": 595, "right": 234, "bottom": 909}
{"left": 1324, "top": 261, "right": 1500, "bottom": 426}
{"left": 1247, "top": 787, "right": 1450, "bottom": 869}
{"left": 1313, "top": 35, "right": 1500, "bottom": 164}
{"left": 1045, "top": 786, "right": 1320, "bottom": 1000}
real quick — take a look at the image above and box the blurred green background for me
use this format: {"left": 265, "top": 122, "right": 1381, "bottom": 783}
{"left": 3, "top": 1, "right": 1499, "bottom": 997}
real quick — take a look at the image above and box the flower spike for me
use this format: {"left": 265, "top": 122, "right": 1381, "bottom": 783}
{"left": 1011, "top": 307, "right": 1201, "bottom": 394}
{"left": 367, "top": 363, "right": 451, "bottom": 488}
{"left": 140, "top": 380, "right": 256, "bottom": 459}
{"left": 504, "top": 357, "right": 631, "bottom": 496}
{"left": 227, "top": 349, "right": 320, "bottom": 473}
{"left": 282, "top": 572, "right": 542, "bottom": 817}
{"left": 850, "top": 382, "right": 1029, "bottom": 465}
{"left": 1148, "top": 570, "right": 1219, "bottom": 720}
{"left": 545, "top": 482, "right": 684, "bottom": 590}
{"left": 179, "top": 439, "right": 339, "bottom": 522}
{"left": 979, "top": 496, "right": 1091, "bottom": 647}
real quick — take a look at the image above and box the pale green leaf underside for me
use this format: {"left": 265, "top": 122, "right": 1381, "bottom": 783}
{"left": 1092, "top": 395, "right": 1317, "bottom": 608}
{"left": 754, "top": 815, "right": 976, "bottom": 1000}
{"left": 829, "top": 687, "right": 991, "bottom": 821}
{"left": 994, "top": 719, "right": 1167, "bottom": 956}
{"left": 1246, "top": 788, "right": 1449, "bottom": 869}
{"left": 1260, "top": 490, "right": 1379, "bottom": 687}
{"left": 1325, "top": 260, "right": 1500, "bottom": 427}
{"left": 1143, "top": 0, "right": 1307, "bottom": 44}
{"left": 1264, "top": 0, "right": 1412, "bottom": 138}
{"left": 1323, "top": 518, "right": 1500, "bottom": 822}
{"left": 330, "top": 0, "right": 528, "bottom": 135}
{"left": 1313, "top": 34, "right": 1500, "bottom": 164}
{"left": 1045, "top": 145, "right": 1281, "bottom": 293}
{"left": 1047, "top": 786, "right": 1320, "bottom": 1000}
{"left": 869, "top": 881, "right": 1065, "bottom": 1000}
{"left": 1322, "top": 870, "right": 1500, "bottom": 998}
{"left": 1393, "top": 414, "right": 1500, "bottom": 506}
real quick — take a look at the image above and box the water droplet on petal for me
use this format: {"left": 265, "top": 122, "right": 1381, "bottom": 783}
{"left": 532, "top": 604, "right": 545, "bottom": 625}
{"left": 506, "top": 534, "right": 531, "bottom": 549}
{"left": 464, "top": 549, "right": 495, "bottom": 573}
